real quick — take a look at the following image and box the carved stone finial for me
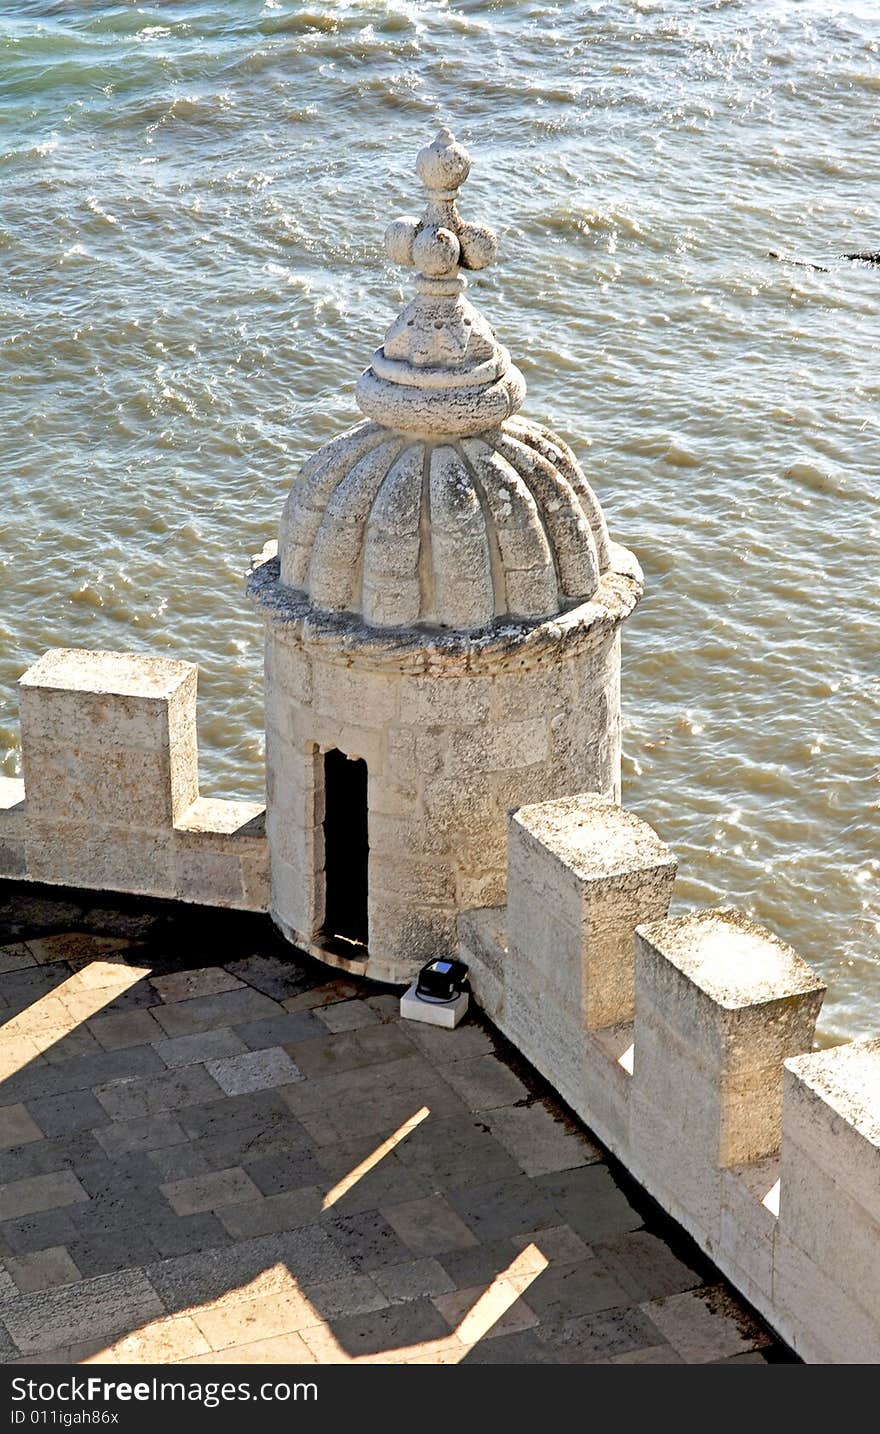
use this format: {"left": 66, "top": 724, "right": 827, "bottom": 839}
{"left": 355, "top": 128, "right": 525, "bottom": 437}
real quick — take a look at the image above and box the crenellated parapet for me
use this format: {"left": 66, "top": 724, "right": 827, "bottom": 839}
{"left": 0, "top": 648, "right": 268, "bottom": 912}
{"left": 459, "top": 793, "right": 880, "bottom": 1364}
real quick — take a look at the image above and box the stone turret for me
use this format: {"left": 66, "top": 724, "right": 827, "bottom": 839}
{"left": 249, "top": 128, "right": 643, "bottom": 983}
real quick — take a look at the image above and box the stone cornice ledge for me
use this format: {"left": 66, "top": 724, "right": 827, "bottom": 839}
{"left": 247, "top": 542, "right": 643, "bottom": 676}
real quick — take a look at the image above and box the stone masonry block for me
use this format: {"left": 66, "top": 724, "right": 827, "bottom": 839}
{"left": 24, "top": 819, "right": 175, "bottom": 897}
{"left": 782, "top": 1039, "right": 880, "bottom": 1224}
{"left": 0, "top": 777, "right": 26, "bottom": 879}
{"left": 634, "top": 909, "right": 825, "bottom": 1171}
{"left": 779, "top": 1040, "right": 880, "bottom": 1321}
{"left": 19, "top": 649, "right": 198, "bottom": 825}
{"left": 508, "top": 793, "right": 676, "bottom": 1031}
{"left": 313, "top": 659, "right": 399, "bottom": 726}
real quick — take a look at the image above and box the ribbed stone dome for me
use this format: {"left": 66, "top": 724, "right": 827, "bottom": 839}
{"left": 276, "top": 127, "right": 615, "bottom": 634}
{"left": 279, "top": 413, "right": 611, "bottom": 631}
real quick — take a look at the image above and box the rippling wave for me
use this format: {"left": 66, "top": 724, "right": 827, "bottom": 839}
{"left": 0, "top": 0, "right": 877, "bottom": 1040}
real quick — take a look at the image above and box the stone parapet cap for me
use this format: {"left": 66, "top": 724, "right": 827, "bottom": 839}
{"left": 513, "top": 792, "right": 676, "bottom": 885}
{"left": 248, "top": 543, "right": 642, "bottom": 676}
{"left": 785, "top": 1038, "right": 880, "bottom": 1147}
{"left": 174, "top": 797, "right": 266, "bottom": 851}
{"left": 20, "top": 648, "right": 196, "bottom": 700}
{"left": 636, "top": 907, "right": 826, "bottom": 1011}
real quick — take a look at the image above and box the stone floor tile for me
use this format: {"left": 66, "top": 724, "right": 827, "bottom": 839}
{"left": 0, "top": 944, "right": 37, "bottom": 974}
{"left": 26, "top": 1090, "right": 108, "bottom": 1137}
{"left": 485, "top": 1102, "right": 602, "bottom": 1177}
{"left": 177, "top": 1088, "right": 293, "bottom": 1142}
{"left": 432, "top": 1282, "right": 539, "bottom": 1341}
{"left": 1, "top": 1268, "right": 165, "bottom": 1356}
{"left": 206, "top": 1046, "right": 303, "bottom": 1096}
{"left": 84, "top": 1314, "right": 211, "bottom": 1364}
{"left": 224, "top": 955, "right": 318, "bottom": 1003}
{"left": 280, "top": 1053, "right": 451, "bottom": 1116}
{"left": 316, "top": 1000, "right": 380, "bottom": 1034}
{"left": 150, "top": 968, "right": 244, "bottom": 1004}
{"left": 441, "top": 1053, "right": 530, "bottom": 1111}
{"left": 400, "top": 1020, "right": 497, "bottom": 1064}
{"left": 446, "top": 1176, "right": 562, "bottom": 1242}
{"left": 354, "top": 1022, "right": 420, "bottom": 1061}
{"left": 161, "top": 1166, "right": 262, "bottom": 1216}
{"left": 282, "top": 981, "right": 361, "bottom": 1013}
{"left": 145, "top": 1226, "right": 356, "bottom": 1313}
{"left": 232, "top": 1010, "right": 326, "bottom": 1051}
{"left": 392, "top": 1114, "right": 520, "bottom": 1190}
{"left": 608, "top": 1343, "right": 684, "bottom": 1364}
{"left": 520, "top": 1259, "right": 633, "bottom": 1322}
{"left": 7, "top": 1245, "right": 81, "bottom": 1293}
{"left": 302, "top": 1273, "right": 389, "bottom": 1322}
{"left": 0, "top": 1038, "right": 45, "bottom": 1088}
{"left": 137, "top": 1210, "right": 231, "bottom": 1261}
{"left": 510, "top": 1225, "right": 592, "bottom": 1267}
{"left": 4, "top": 1046, "right": 164, "bottom": 1106}
{"left": 185, "top": 1331, "right": 317, "bottom": 1364}
{"left": 93, "top": 1064, "right": 221, "bottom": 1120}
{"left": 314, "top": 1146, "right": 432, "bottom": 1217}
{"left": 533, "top": 1163, "right": 644, "bottom": 1241}
{"left": 285, "top": 1031, "right": 377, "bottom": 1080}
{"left": 25, "top": 934, "right": 133, "bottom": 967}
{"left": 302, "top": 1298, "right": 450, "bottom": 1361}
{"left": 191, "top": 1286, "right": 318, "bottom": 1350}
{"left": 93, "top": 1114, "right": 189, "bottom": 1159}
{"left": 381, "top": 1194, "right": 479, "bottom": 1258}
{"left": 87, "top": 1009, "right": 164, "bottom": 1051}
{"left": 147, "top": 1144, "right": 211, "bottom": 1181}
{"left": 540, "top": 1305, "right": 666, "bottom": 1363}
{"left": 150, "top": 988, "right": 279, "bottom": 1038}
{"left": 0, "top": 1321, "right": 26, "bottom": 1362}
{"left": 189, "top": 1118, "right": 310, "bottom": 1175}
{"left": 244, "top": 1147, "right": 326, "bottom": 1197}
{"left": 66, "top": 1226, "right": 160, "bottom": 1279}
{"left": 363, "top": 993, "right": 402, "bottom": 1021}
{"left": 287, "top": 1024, "right": 415, "bottom": 1080}
{"left": 640, "top": 1285, "right": 773, "bottom": 1364}
{"left": 153, "top": 1029, "right": 247, "bottom": 1069}
{"left": 218, "top": 1188, "right": 325, "bottom": 1240}
{"left": 0, "top": 1209, "right": 78, "bottom": 1256}
{"left": 372, "top": 1257, "right": 455, "bottom": 1305}
{"left": 0, "top": 1104, "right": 44, "bottom": 1149}
{"left": 292, "top": 1095, "right": 450, "bottom": 1150}
{"left": 461, "top": 1329, "right": 559, "bottom": 1364}
{"left": 1, "top": 1132, "right": 99, "bottom": 1186}
{"left": 592, "top": 1230, "right": 707, "bottom": 1302}
{"left": 37, "top": 1027, "right": 104, "bottom": 1065}
{"left": 73, "top": 1150, "right": 161, "bottom": 1198}
{"left": 435, "top": 1239, "right": 532, "bottom": 1291}
{"left": 0, "top": 1170, "right": 88, "bottom": 1222}
{"left": 325, "top": 1211, "right": 413, "bottom": 1271}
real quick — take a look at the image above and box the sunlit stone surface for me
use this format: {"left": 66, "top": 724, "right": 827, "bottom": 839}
{"left": 250, "top": 130, "right": 641, "bottom": 983}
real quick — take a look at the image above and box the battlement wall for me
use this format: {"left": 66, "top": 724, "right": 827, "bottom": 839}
{"left": 459, "top": 793, "right": 880, "bottom": 1364}
{"left": 0, "top": 649, "right": 268, "bottom": 913}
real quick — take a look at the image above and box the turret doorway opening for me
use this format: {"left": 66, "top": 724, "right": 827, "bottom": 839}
{"left": 321, "top": 748, "right": 369, "bottom": 954}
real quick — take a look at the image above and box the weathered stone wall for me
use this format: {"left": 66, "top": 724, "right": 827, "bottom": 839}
{"left": 0, "top": 649, "right": 268, "bottom": 912}
{"left": 459, "top": 792, "right": 880, "bottom": 1364}
{"left": 265, "top": 616, "right": 622, "bottom": 984}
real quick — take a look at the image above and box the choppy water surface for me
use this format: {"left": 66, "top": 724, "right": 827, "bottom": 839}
{"left": 1, "top": 0, "right": 877, "bottom": 1039}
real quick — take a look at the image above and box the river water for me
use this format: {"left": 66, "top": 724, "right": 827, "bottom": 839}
{"left": 1, "top": 1, "right": 877, "bottom": 1040}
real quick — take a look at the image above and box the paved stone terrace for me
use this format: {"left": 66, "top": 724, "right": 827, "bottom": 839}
{"left": 0, "top": 882, "right": 793, "bottom": 1365}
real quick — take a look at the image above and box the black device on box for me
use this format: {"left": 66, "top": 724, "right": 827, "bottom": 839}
{"left": 415, "top": 958, "right": 469, "bottom": 1004}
